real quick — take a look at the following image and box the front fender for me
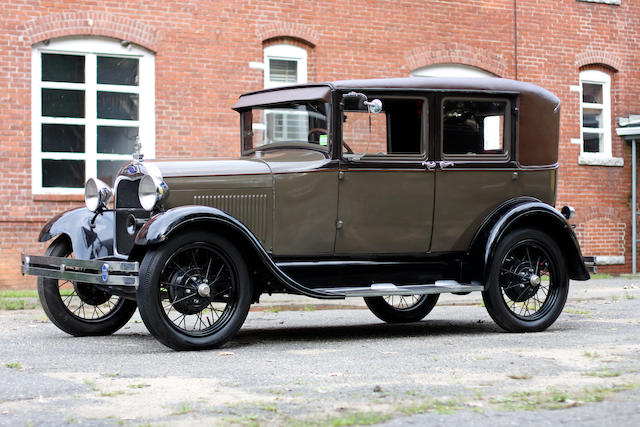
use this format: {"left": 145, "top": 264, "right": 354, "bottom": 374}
{"left": 134, "top": 206, "right": 342, "bottom": 299}
{"left": 39, "top": 208, "right": 114, "bottom": 260}
{"left": 484, "top": 202, "right": 590, "bottom": 281}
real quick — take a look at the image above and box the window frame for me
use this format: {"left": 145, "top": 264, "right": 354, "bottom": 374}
{"left": 339, "top": 93, "right": 429, "bottom": 163}
{"left": 579, "top": 69, "right": 612, "bottom": 159}
{"left": 440, "top": 96, "right": 512, "bottom": 163}
{"left": 31, "top": 37, "right": 155, "bottom": 195}
{"left": 263, "top": 44, "right": 307, "bottom": 89}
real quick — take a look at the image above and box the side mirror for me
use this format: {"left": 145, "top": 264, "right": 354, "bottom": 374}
{"left": 342, "top": 91, "right": 383, "bottom": 113}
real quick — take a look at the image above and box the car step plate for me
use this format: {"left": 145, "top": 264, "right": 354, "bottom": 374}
{"left": 316, "top": 280, "right": 484, "bottom": 298}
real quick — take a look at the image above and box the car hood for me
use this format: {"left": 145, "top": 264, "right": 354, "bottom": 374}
{"left": 150, "top": 158, "right": 271, "bottom": 178}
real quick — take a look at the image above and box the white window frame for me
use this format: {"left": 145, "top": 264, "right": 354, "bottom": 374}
{"left": 31, "top": 37, "right": 155, "bottom": 195}
{"left": 263, "top": 44, "right": 307, "bottom": 89}
{"left": 579, "top": 69, "right": 612, "bottom": 160}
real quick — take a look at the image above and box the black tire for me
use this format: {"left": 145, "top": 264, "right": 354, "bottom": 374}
{"left": 136, "top": 231, "right": 252, "bottom": 351}
{"left": 482, "top": 228, "right": 569, "bottom": 332}
{"left": 364, "top": 294, "right": 440, "bottom": 323}
{"left": 37, "top": 237, "right": 137, "bottom": 336}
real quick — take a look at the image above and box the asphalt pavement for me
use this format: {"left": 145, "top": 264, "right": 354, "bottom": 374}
{"left": 0, "top": 277, "right": 639, "bottom": 426}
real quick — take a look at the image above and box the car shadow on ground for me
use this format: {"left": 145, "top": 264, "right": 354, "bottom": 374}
{"left": 231, "top": 319, "right": 504, "bottom": 347}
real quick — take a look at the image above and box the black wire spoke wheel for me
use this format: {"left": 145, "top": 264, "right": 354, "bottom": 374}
{"left": 159, "top": 243, "right": 238, "bottom": 337}
{"left": 483, "top": 228, "right": 569, "bottom": 332}
{"left": 137, "top": 231, "right": 252, "bottom": 351}
{"left": 37, "top": 237, "right": 137, "bottom": 337}
{"left": 364, "top": 294, "right": 440, "bottom": 323}
{"left": 499, "top": 242, "right": 555, "bottom": 320}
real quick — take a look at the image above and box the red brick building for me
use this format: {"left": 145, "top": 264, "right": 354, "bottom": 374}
{"left": 1, "top": 0, "right": 638, "bottom": 288}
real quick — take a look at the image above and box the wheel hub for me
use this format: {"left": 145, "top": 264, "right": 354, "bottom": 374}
{"left": 503, "top": 261, "right": 539, "bottom": 302}
{"left": 74, "top": 282, "right": 111, "bottom": 305}
{"left": 167, "top": 268, "right": 211, "bottom": 315}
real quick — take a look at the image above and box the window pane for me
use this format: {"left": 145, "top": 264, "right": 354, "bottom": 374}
{"left": 42, "top": 53, "right": 84, "bottom": 83}
{"left": 97, "top": 56, "right": 139, "bottom": 86}
{"left": 97, "top": 91, "right": 139, "bottom": 120}
{"left": 97, "top": 126, "right": 138, "bottom": 154}
{"left": 582, "top": 83, "right": 602, "bottom": 104}
{"left": 42, "top": 124, "right": 84, "bottom": 153}
{"left": 42, "top": 89, "right": 85, "bottom": 118}
{"left": 269, "top": 59, "right": 297, "bottom": 83}
{"left": 583, "top": 133, "right": 601, "bottom": 153}
{"left": 42, "top": 159, "right": 85, "bottom": 188}
{"left": 583, "top": 109, "right": 602, "bottom": 129}
{"left": 443, "top": 100, "right": 506, "bottom": 155}
{"left": 97, "top": 160, "right": 128, "bottom": 187}
{"left": 342, "top": 112, "right": 388, "bottom": 154}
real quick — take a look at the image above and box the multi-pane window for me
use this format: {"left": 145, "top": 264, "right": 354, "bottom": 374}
{"left": 580, "top": 70, "right": 611, "bottom": 157}
{"left": 32, "top": 38, "right": 155, "bottom": 194}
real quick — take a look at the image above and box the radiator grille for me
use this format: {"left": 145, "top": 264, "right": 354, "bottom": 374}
{"left": 194, "top": 194, "right": 268, "bottom": 243}
{"left": 114, "top": 178, "right": 148, "bottom": 255}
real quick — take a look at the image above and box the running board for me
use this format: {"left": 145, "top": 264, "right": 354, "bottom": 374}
{"left": 315, "top": 280, "right": 484, "bottom": 298}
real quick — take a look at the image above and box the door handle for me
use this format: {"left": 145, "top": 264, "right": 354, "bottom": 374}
{"left": 421, "top": 161, "right": 437, "bottom": 171}
{"left": 439, "top": 161, "right": 455, "bottom": 169}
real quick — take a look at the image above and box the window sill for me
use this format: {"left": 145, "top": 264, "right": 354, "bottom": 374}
{"left": 577, "top": 0, "right": 620, "bottom": 5}
{"left": 578, "top": 155, "right": 624, "bottom": 167}
{"left": 595, "top": 256, "right": 624, "bottom": 265}
{"left": 33, "top": 194, "right": 84, "bottom": 202}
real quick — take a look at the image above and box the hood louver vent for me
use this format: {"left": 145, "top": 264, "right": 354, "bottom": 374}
{"left": 194, "top": 194, "right": 269, "bottom": 243}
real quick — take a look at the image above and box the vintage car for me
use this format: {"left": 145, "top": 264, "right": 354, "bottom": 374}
{"left": 22, "top": 77, "right": 595, "bottom": 350}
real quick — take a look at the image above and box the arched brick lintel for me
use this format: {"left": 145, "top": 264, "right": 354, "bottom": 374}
{"left": 406, "top": 45, "right": 507, "bottom": 77}
{"left": 575, "top": 51, "right": 622, "bottom": 72}
{"left": 256, "top": 22, "right": 319, "bottom": 48}
{"left": 24, "top": 12, "right": 159, "bottom": 52}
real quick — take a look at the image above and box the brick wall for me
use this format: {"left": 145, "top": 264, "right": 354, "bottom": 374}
{"left": 1, "top": 0, "right": 639, "bottom": 287}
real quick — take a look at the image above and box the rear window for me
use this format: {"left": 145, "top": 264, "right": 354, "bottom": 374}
{"left": 442, "top": 98, "right": 510, "bottom": 159}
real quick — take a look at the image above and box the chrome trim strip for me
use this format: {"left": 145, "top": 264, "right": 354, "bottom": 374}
{"left": 21, "top": 254, "right": 139, "bottom": 287}
{"left": 315, "top": 281, "right": 484, "bottom": 297}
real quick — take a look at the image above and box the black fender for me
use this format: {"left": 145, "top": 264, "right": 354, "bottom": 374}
{"left": 134, "top": 205, "right": 342, "bottom": 299}
{"left": 467, "top": 199, "right": 590, "bottom": 282}
{"left": 38, "top": 208, "right": 115, "bottom": 260}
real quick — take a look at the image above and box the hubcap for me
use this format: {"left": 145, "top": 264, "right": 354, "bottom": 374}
{"left": 529, "top": 274, "right": 541, "bottom": 287}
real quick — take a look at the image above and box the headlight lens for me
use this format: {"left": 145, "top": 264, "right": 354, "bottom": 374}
{"left": 138, "top": 174, "right": 169, "bottom": 211}
{"left": 84, "top": 178, "right": 113, "bottom": 212}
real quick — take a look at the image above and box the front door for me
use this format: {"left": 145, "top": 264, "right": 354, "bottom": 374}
{"left": 334, "top": 94, "right": 434, "bottom": 255}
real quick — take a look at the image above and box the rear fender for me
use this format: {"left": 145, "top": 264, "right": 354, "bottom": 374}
{"left": 38, "top": 208, "right": 115, "bottom": 260}
{"left": 467, "top": 200, "right": 590, "bottom": 282}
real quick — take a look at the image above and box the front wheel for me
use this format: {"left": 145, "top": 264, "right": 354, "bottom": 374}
{"left": 482, "top": 228, "right": 569, "bottom": 332}
{"left": 137, "top": 231, "right": 252, "bottom": 350}
{"left": 37, "top": 237, "right": 137, "bottom": 336}
{"left": 364, "top": 294, "right": 440, "bottom": 323}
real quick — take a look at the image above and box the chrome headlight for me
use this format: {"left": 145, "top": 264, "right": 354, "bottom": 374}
{"left": 85, "top": 178, "right": 113, "bottom": 212}
{"left": 138, "top": 174, "right": 169, "bottom": 211}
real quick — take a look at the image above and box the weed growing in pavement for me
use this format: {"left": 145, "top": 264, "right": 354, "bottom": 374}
{"left": 624, "top": 292, "right": 635, "bottom": 300}
{"left": 583, "top": 368, "right": 621, "bottom": 378}
{"left": 128, "top": 383, "right": 150, "bottom": 389}
{"left": 563, "top": 308, "right": 591, "bottom": 315}
{"left": 611, "top": 296, "right": 619, "bottom": 302}
{"left": 265, "top": 306, "right": 281, "bottom": 313}
{"left": 399, "top": 398, "right": 462, "bottom": 416}
{"left": 4, "top": 362, "right": 23, "bottom": 370}
{"left": 170, "top": 402, "right": 195, "bottom": 416}
{"left": 583, "top": 351, "right": 600, "bottom": 358}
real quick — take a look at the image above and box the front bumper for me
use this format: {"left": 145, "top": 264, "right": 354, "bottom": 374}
{"left": 21, "top": 254, "right": 139, "bottom": 287}
{"left": 583, "top": 256, "right": 597, "bottom": 274}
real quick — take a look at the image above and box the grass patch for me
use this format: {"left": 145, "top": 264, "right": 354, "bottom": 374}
{"left": 128, "top": 383, "right": 151, "bottom": 389}
{"left": 0, "top": 290, "right": 40, "bottom": 310}
{"left": 399, "top": 398, "right": 461, "bottom": 416}
{"left": 170, "top": 402, "right": 195, "bottom": 416}
{"left": 563, "top": 308, "right": 590, "bottom": 315}
{"left": 583, "top": 351, "right": 600, "bottom": 358}
{"left": 265, "top": 306, "right": 281, "bottom": 313}
{"left": 624, "top": 292, "right": 636, "bottom": 300}
{"left": 98, "top": 390, "right": 125, "bottom": 397}
{"left": 589, "top": 273, "right": 614, "bottom": 280}
{"left": 4, "top": 362, "right": 23, "bottom": 370}
{"left": 583, "top": 368, "right": 621, "bottom": 378}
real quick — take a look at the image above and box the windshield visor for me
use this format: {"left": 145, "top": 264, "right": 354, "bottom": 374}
{"left": 241, "top": 101, "right": 330, "bottom": 152}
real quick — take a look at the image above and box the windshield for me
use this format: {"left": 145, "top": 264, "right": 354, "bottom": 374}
{"left": 241, "top": 101, "right": 330, "bottom": 152}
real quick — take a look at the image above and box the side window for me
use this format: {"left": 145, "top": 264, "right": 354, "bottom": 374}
{"left": 442, "top": 99, "right": 509, "bottom": 158}
{"left": 342, "top": 97, "right": 425, "bottom": 158}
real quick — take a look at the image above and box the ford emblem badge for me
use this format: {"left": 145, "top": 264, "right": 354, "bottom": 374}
{"left": 101, "top": 263, "right": 109, "bottom": 282}
{"left": 128, "top": 166, "right": 136, "bottom": 174}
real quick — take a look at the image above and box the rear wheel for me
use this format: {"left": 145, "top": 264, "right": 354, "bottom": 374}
{"left": 482, "top": 228, "right": 569, "bottom": 332}
{"left": 364, "top": 294, "right": 439, "bottom": 323}
{"left": 137, "top": 231, "right": 252, "bottom": 350}
{"left": 37, "top": 237, "right": 137, "bottom": 336}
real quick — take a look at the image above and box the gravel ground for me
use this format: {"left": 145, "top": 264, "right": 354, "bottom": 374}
{"left": 0, "top": 278, "right": 639, "bottom": 426}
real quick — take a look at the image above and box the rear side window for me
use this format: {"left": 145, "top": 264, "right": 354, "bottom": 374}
{"left": 442, "top": 98, "right": 510, "bottom": 159}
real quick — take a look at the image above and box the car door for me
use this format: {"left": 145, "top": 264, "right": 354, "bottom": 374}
{"left": 334, "top": 94, "right": 435, "bottom": 255}
{"left": 431, "top": 95, "right": 519, "bottom": 252}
